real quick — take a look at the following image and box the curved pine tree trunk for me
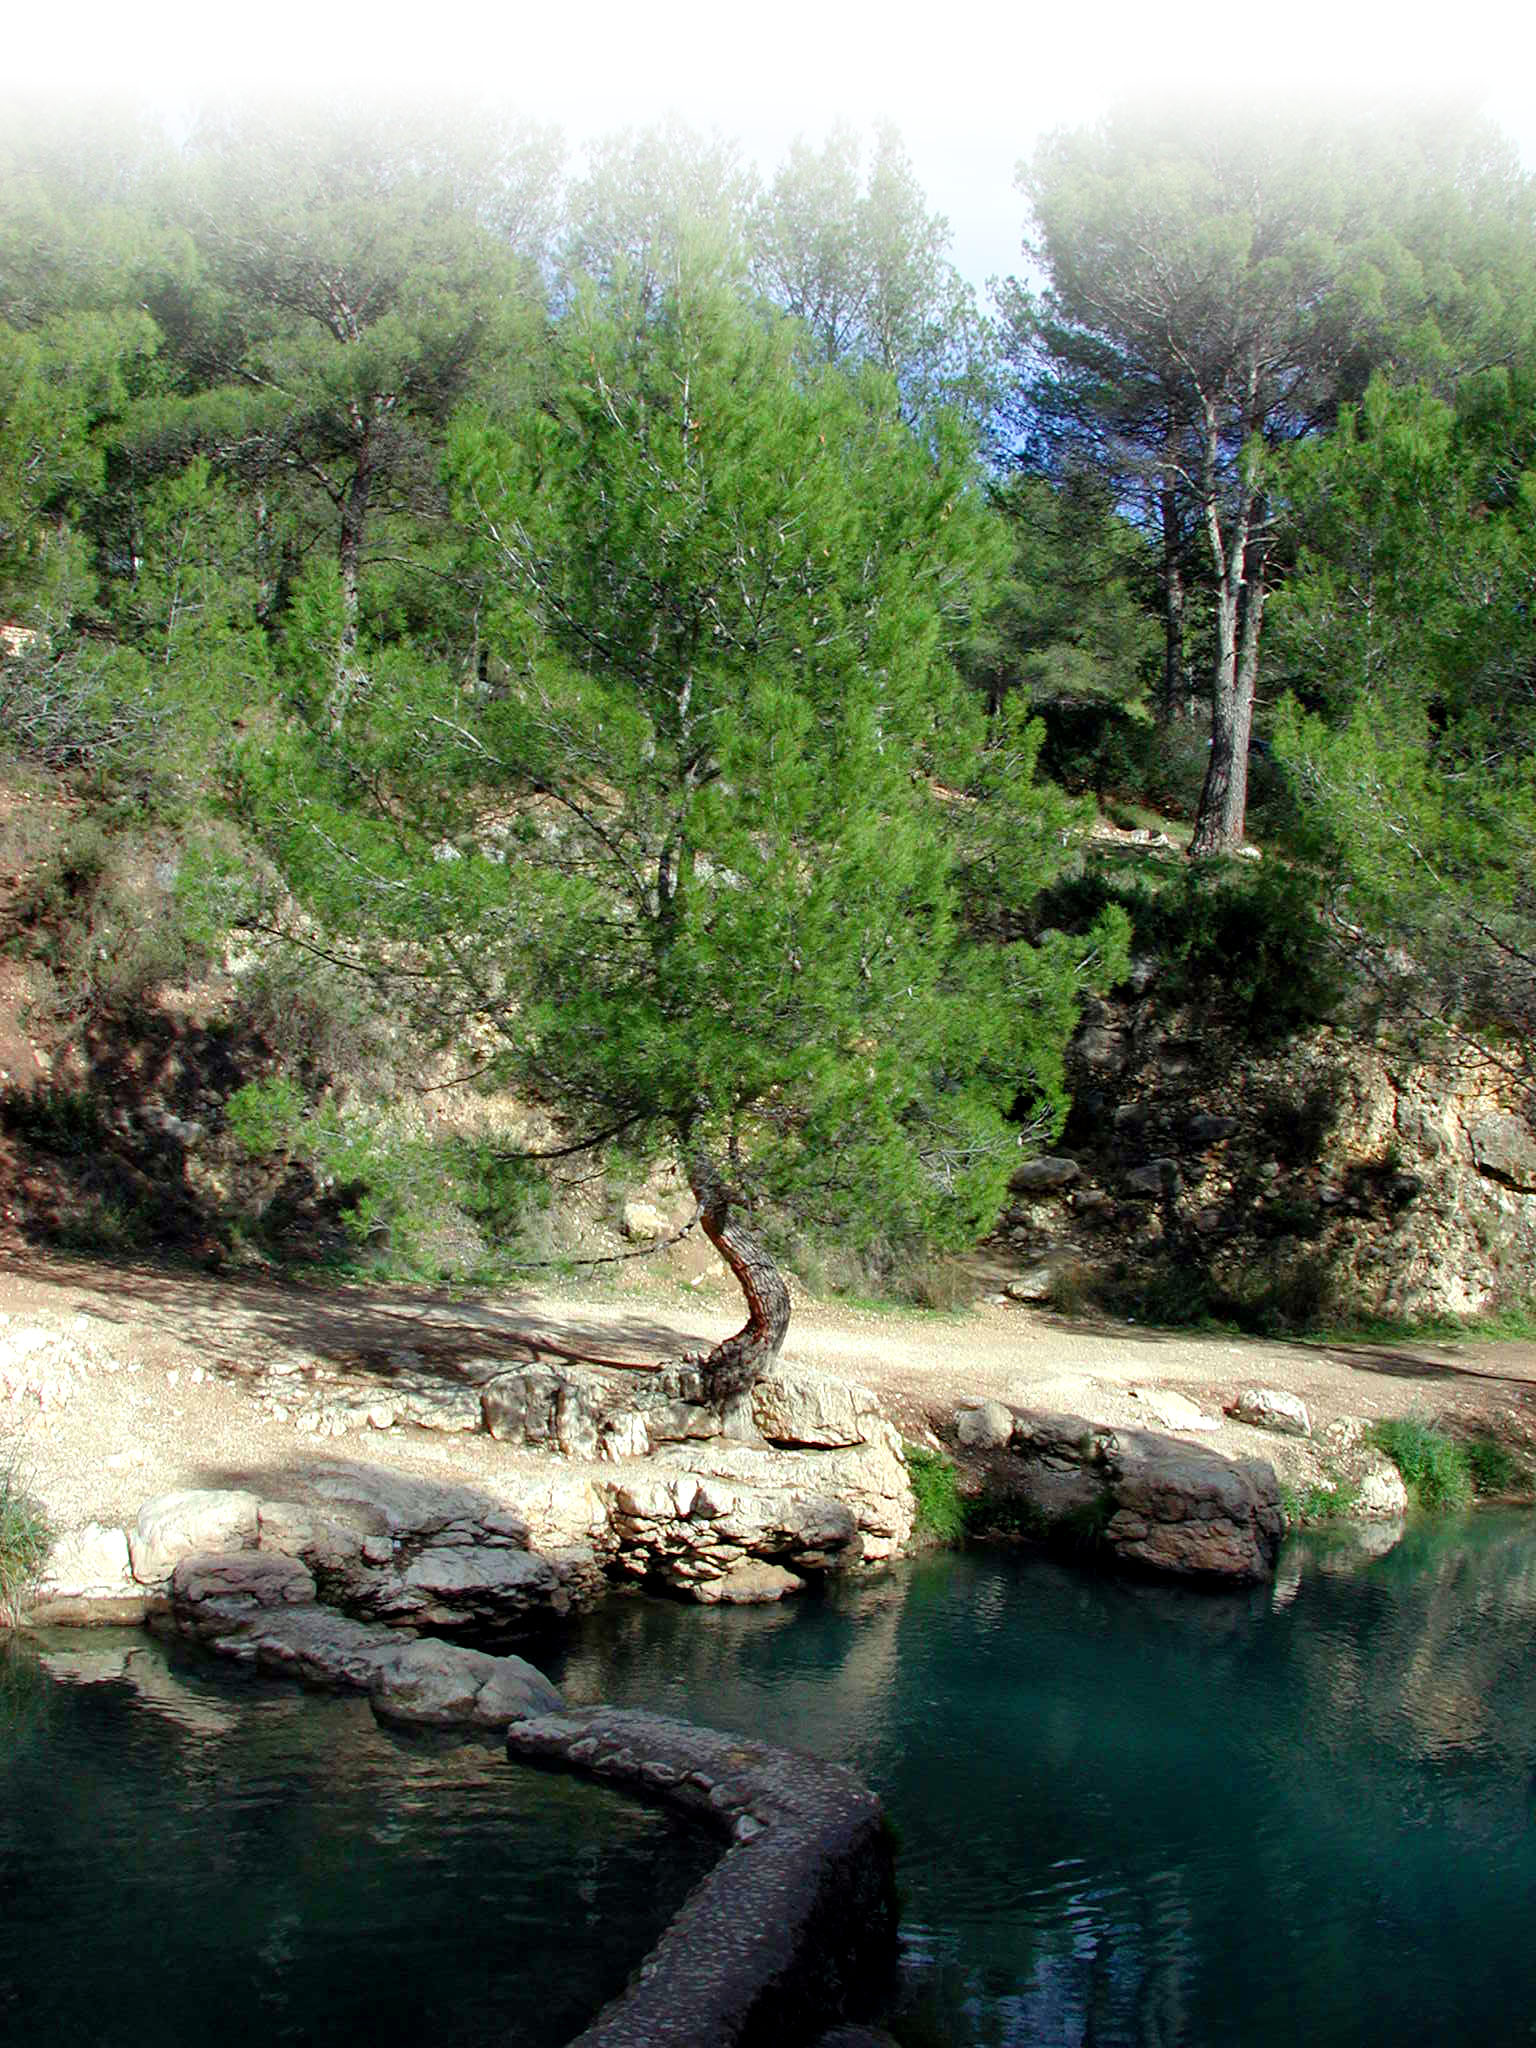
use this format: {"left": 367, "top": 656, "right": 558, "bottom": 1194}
{"left": 687, "top": 1152, "right": 790, "bottom": 1403}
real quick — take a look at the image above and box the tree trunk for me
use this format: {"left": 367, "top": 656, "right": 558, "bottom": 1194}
{"left": 1161, "top": 499, "right": 1188, "bottom": 724}
{"left": 686, "top": 1151, "right": 790, "bottom": 1403}
{"left": 1191, "top": 553, "right": 1267, "bottom": 857}
{"left": 1190, "top": 392, "right": 1260, "bottom": 858}
{"left": 1159, "top": 420, "right": 1189, "bottom": 723}
{"left": 328, "top": 419, "right": 374, "bottom": 729}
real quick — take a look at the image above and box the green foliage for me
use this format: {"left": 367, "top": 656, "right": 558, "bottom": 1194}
{"left": 1462, "top": 1434, "right": 1531, "bottom": 1499}
{"left": 225, "top": 1075, "right": 309, "bottom": 1160}
{"left": 969, "top": 469, "right": 1159, "bottom": 721}
{"left": 0, "top": 1436, "right": 50, "bottom": 1627}
{"left": 1037, "top": 857, "right": 1340, "bottom": 1043}
{"left": 1270, "top": 371, "right": 1536, "bottom": 1084}
{"left": 1278, "top": 1475, "right": 1362, "bottom": 1526}
{"left": 1367, "top": 1418, "right": 1473, "bottom": 1513}
{"left": 904, "top": 1447, "right": 969, "bottom": 1547}
{"left": 241, "top": 260, "right": 1114, "bottom": 1269}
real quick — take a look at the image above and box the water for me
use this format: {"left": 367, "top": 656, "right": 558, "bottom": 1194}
{"left": 548, "top": 1512, "right": 1536, "bottom": 2047}
{"left": 0, "top": 1630, "right": 716, "bottom": 2047}
{"left": 5, "top": 1519, "right": 1534, "bottom": 2048}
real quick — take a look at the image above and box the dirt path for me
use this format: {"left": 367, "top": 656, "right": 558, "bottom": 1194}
{"left": 4, "top": 1247, "right": 1534, "bottom": 1538}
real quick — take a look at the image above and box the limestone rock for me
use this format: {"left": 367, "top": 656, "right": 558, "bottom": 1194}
{"left": 1187, "top": 1114, "right": 1240, "bottom": 1145}
{"left": 1229, "top": 1387, "right": 1312, "bottom": 1438}
{"left": 1128, "top": 1387, "right": 1220, "bottom": 1433}
{"left": 1351, "top": 1452, "right": 1409, "bottom": 1518}
{"left": 1008, "top": 1155, "right": 1081, "bottom": 1193}
{"left": 1124, "top": 1158, "right": 1180, "bottom": 1198}
{"left": 369, "top": 1638, "right": 563, "bottom": 1728}
{"left": 693, "top": 1560, "right": 806, "bottom": 1605}
{"left": 171, "top": 1550, "right": 317, "bottom": 1640}
{"left": 752, "top": 1366, "right": 880, "bottom": 1449}
{"left": 979, "top": 1408, "right": 1283, "bottom": 1584}
{"left": 622, "top": 1198, "right": 671, "bottom": 1240}
{"left": 954, "top": 1399, "right": 1015, "bottom": 1449}
{"left": 129, "top": 1489, "right": 260, "bottom": 1585}
{"left": 1003, "top": 1266, "right": 1055, "bottom": 1304}
{"left": 1468, "top": 1114, "right": 1536, "bottom": 1192}
{"left": 37, "top": 1522, "right": 133, "bottom": 1600}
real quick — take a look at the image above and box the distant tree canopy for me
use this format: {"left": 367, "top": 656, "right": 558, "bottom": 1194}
{"left": 1002, "top": 99, "right": 1536, "bottom": 853}
{"left": 2, "top": 92, "right": 1533, "bottom": 1333}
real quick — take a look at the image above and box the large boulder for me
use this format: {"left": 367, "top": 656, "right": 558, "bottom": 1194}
{"left": 369, "top": 1638, "right": 562, "bottom": 1727}
{"left": 168, "top": 1550, "right": 562, "bottom": 1726}
{"left": 130, "top": 1489, "right": 260, "bottom": 1585}
{"left": 968, "top": 1408, "right": 1284, "bottom": 1584}
{"left": 751, "top": 1367, "right": 882, "bottom": 1449}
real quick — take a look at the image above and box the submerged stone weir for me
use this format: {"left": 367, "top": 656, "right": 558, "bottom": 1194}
{"left": 508, "top": 1706, "right": 899, "bottom": 2048}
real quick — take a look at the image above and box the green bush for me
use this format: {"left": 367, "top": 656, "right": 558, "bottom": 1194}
{"left": 225, "top": 1075, "right": 311, "bottom": 1159}
{"left": 0, "top": 1441, "right": 50, "bottom": 1627}
{"left": 1463, "top": 1433, "right": 1534, "bottom": 1499}
{"left": 1032, "top": 858, "right": 1341, "bottom": 1044}
{"left": 904, "top": 1447, "right": 969, "bottom": 1546}
{"left": 1367, "top": 1417, "right": 1473, "bottom": 1512}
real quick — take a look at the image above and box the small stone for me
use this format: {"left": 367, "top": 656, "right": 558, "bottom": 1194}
{"left": 1003, "top": 1266, "right": 1054, "bottom": 1304}
{"left": 1187, "top": 1114, "right": 1240, "bottom": 1145}
{"left": 1008, "top": 1156, "right": 1081, "bottom": 1193}
{"left": 1228, "top": 1387, "right": 1312, "bottom": 1438}
{"left": 1124, "top": 1159, "right": 1180, "bottom": 1198}
{"left": 621, "top": 1199, "right": 671, "bottom": 1241}
{"left": 954, "top": 1399, "right": 1014, "bottom": 1449}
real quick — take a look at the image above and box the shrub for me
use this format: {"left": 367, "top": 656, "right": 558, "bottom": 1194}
{"left": 904, "top": 1446, "right": 969, "bottom": 1546}
{"left": 0, "top": 1440, "right": 50, "bottom": 1627}
{"left": 1462, "top": 1433, "right": 1533, "bottom": 1499}
{"left": 1278, "top": 1475, "right": 1362, "bottom": 1525}
{"left": 1367, "top": 1417, "right": 1473, "bottom": 1512}
{"left": 225, "top": 1075, "right": 310, "bottom": 1159}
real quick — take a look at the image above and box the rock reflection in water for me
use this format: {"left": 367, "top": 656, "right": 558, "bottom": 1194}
{"left": 0, "top": 1628, "right": 715, "bottom": 2048}
{"left": 552, "top": 1512, "right": 1536, "bottom": 2047}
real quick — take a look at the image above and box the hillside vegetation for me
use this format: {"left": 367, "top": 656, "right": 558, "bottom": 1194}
{"left": 1, "top": 97, "right": 1533, "bottom": 1337}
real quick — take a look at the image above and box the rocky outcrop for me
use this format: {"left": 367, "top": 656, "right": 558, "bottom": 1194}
{"left": 167, "top": 1549, "right": 562, "bottom": 1729}
{"left": 26, "top": 1357, "right": 914, "bottom": 1632}
{"left": 508, "top": 1706, "right": 898, "bottom": 2048}
{"left": 996, "top": 989, "right": 1536, "bottom": 1324}
{"left": 955, "top": 1402, "right": 1285, "bottom": 1584}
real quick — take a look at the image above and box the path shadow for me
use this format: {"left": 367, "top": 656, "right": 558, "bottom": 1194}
{"left": 2, "top": 1248, "right": 721, "bottom": 1393}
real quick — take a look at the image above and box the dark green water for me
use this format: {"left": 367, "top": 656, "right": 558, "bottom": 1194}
{"left": 548, "top": 1512, "right": 1536, "bottom": 2048}
{"left": 0, "top": 1630, "right": 716, "bottom": 2047}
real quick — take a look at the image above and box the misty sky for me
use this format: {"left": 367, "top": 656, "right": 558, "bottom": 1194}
{"left": 12, "top": 0, "right": 1534, "bottom": 297}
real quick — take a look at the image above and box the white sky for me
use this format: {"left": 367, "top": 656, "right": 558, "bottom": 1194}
{"left": 11, "top": 0, "right": 1535, "bottom": 296}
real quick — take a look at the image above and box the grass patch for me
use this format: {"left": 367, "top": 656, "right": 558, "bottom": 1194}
{"left": 1278, "top": 1475, "right": 1362, "bottom": 1525}
{"left": 0, "top": 1439, "right": 51, "bottom": 1626}
{"left": 1324, "top": 1295, "right": 1536, "bottom": 1345}
{"left": 1367, "top": 1417, "right": 1472, "bottom": 1512}
{"left": 904, "top": 1446, "right": 969, "bottom": 1547}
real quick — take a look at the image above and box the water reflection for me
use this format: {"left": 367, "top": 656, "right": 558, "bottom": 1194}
{"left": 553, "top": 1513, "right": 1536, "bottom": 2047}
{"left": 0, "top": 1629, "right": 715, "bottom": 2048}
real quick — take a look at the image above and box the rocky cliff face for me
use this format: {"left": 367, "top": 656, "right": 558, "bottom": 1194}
{"left": 1000, "top": 979, "right": 1536, "bottom": 1325}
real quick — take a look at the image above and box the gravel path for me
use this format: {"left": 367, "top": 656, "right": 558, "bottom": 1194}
{"left": 4, "top": 1249, "right": 1534, "bottom": 1538}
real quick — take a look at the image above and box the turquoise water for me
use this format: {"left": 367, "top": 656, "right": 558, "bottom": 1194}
{"left": 5, "top": 1518, "right": 1534, "bottom": 2047}
{"left": 0, "top": 1630, "right": 715, "bottom": 2047}
{"left": 550, "top": 1513, "right": 1536, "bottom": 2047}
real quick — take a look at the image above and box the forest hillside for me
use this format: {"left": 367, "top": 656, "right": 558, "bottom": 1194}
{"left": 2, "top": 97, "right": 1533, "bottom": 1337}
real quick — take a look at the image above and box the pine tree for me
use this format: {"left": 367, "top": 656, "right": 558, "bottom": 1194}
{"left": 244, "top": 263, "right": 1123, "bottom": 1395}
